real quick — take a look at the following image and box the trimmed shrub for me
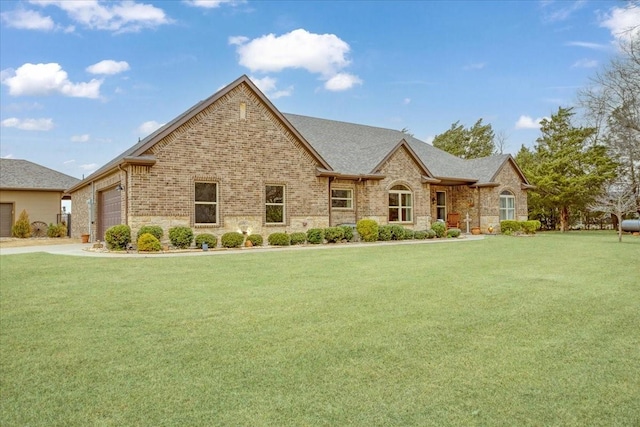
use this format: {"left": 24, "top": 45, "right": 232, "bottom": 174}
{"left": 169, "top": 226, "right": 194, "bottom": 249}
{"left": 520, "top": 220, "right": 541, "bottom": 234}
{"left": 46, "top": 223, "right": 67, "bottom": 238}
{"left": 431, "top": 221, "right": 446, "bottom": 238}
{"left": 500, "top": 220, "right": 520, "bottom": 234}
{"left": 247, "top": 234, "right": 263, "bottom": 247}
{"left": 378, "top": 225, "right": 392, "bottom": 241}
{"left": 356, "top": 219, "right": 378, "bottom": 242}
{"left": 137, "top": 225, "right": 163, "bottom": 241}
{"left": 268, "top": 232, "right": 291, "bottom": 246}
{"left": 306, "top": 228, "right": 325, "bottom": 244}
{"left": 195, "top": 233, "right": 217, "bottom": 249}
{"left": 221, "top": 232, "right": 244, "bottom": 248}
{"left": 389, "top": 224, "right": 406, "bottom": 240}
{"left": 426, "top": 229, "right": 436, "bottom": 239}
{"left": 446, "top": 228, "right": 462, "bottom": 238}
{"left": 414, "top": 230, "right": 428, "bottom": 239}
{"left": 339, "top": 225, "right": 355, "bottom": 242}
{"left": 137, "top": 233, "right": 161, "bottom": 252}
{"left": 403, "top": 228, "right": 415, "bottom": 240}
{"left": 324, "top": 227, "right": 345, "bottom": 243}
{"left": 11, "top": 209, "right": 31, "bottom": 238}
{"left": 290, "top": 232, "right": 307, "bottom": 245}
{"left": 105, "top": 224, "right": 131, "bottom": 250}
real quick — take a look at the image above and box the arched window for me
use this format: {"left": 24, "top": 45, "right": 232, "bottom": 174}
{"left": 499, "top": 190, "right": 515, "bottom": 221}
{"left": 389, "top": 184, "right": 412, "bottom": 223}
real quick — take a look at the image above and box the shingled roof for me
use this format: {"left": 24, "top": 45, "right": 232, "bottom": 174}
{"left": 1, "top": 159, "right": 80, "bottom": 191}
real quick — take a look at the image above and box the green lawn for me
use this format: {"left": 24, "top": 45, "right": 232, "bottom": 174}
{"left": 1, "top": 232, "right": 639, "bottom": 426}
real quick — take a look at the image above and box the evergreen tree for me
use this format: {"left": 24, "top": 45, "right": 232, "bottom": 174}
{"left": 523, "top": 107, "right": 617, "bottom": 232}
{"left": 433, "top": 119, "right": 495, "bottom": 159}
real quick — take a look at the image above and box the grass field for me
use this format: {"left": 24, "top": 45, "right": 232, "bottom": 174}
{"left": 1, "top": 232, "right": 639, "bottom": 426}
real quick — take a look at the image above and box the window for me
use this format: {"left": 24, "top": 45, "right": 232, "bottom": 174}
{"left": 266, "top": 185, "right": 285, "bottom": 224}
{"left": 195, "top": 182, "right": 217, "bottom": 224}
{"left": 436, "top": 191, "right": 446, "bottom": 221}
{"left": 331, "top": 188, "right": 353, "bottom": 209}
{"left": 500, "top": 190, "right": 515, "bottom": 221}
{"left": 389, "top": 185, "right": 412, "bottom": 223}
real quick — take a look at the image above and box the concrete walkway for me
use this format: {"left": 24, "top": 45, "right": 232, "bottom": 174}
{"left": 0, "top": 234, "right": 486, "bottom": 257}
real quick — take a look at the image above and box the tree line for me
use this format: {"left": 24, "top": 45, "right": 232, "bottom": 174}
{"left": 426, "top": 15, "right": 639, "bottom": 234}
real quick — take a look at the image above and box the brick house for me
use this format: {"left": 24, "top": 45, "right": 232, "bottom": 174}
{"left": 66, "top": 75, "right": 530, "bottom": 242}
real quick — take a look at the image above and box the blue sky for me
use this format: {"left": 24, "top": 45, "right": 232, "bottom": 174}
{"left": 1, "top": 0, "right": 638, "bottom": 179}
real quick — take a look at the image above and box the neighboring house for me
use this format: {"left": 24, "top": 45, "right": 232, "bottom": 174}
{"left": 67, "top": 75, "right": 531, "bottom": 242}
{"left": 0, "top": 159, "right": 80, "bottom": 237}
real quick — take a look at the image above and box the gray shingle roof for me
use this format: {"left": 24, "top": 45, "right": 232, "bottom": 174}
{"left": 0, "top": 159, "right": 80, "bottom": 191}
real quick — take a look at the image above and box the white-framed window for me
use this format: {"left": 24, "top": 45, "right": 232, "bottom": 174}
{"left": 195, "top": 182, "right": 217, "bottom": 224}
{"left": 331, "top": 188, "right": 353, "bottom": 209}
{"left": 436, "top": 191, "right": 446, "bottom": 221}
{"left": 389, "top": 184, "right": 412, "bottom": 223}
{"left": 266, "top": 184, "right": 285, "bottom": 224}
{"left": 500, "top": 190, "right": 516, "bottom": 221}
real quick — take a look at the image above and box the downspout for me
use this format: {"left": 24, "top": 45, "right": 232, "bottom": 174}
{"left": 118, "top": 164, "right": 128, "bottom": 226}
{"left": 328, "top": 177, "right": 333, "bottom": 227}
{"left": 90, "top": 181, "right": 95, "bottom": 242}
{"left": 476, "top": 187, "right": 481, "bottom": 230}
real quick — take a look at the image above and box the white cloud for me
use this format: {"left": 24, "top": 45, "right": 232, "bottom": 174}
{"left": 463, "top": 62, "right": 487, "bottom": 70}
{"left": 1, "top": 117, "right": 54, "bottom": 131}
{"left": 71, "top": 134, "right": 90, "bottom": 142}
{"left": 541, "top": 0, "right": 587, "bottom": 22}
{"left": 2, "top": 154, "right": 15, "bottom": 159}
{"left": 572, "top": 59, "right": 598, "bottom": 68}
{"left": 1, "top": 63, "right": 102, "bottom": 98}
{"left": 0, "top": 9, "right": 54, "bottom": 30}
{"left": 79, "top": 163, "right": 98, "bottom": 171}
{"left": 600, "top": 5, "right": 640, "bottom": 42}
{"left": 403, "top": 98, "right": 411, "bottom": 105}
{"left": 324, "top": 73, "right": 362, "bottom": 91}
{"left": 86, "top": 60, "right": 130, "bottom": 75}
{"left": 515, "top": 115, "right": 546, "bottom": 130}
{"left": 137, "top": 120, "right": 165, "bottom": 135}
{"left": 565, "top": 41, "right": 610, "bottom": 50}
{"left": 28, "top": 0, "right": 171, "bottom": 33}
{"left": 249, "top": 76, "right": 293, "bottom": 99}
{"left": 231, "top": 28, "right": 362, "bottom": 91}
{"left": 183, "top": 0, "right": 245, "bottom": 8}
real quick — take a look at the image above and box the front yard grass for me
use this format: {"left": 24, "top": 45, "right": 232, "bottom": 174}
{"left": 1, "top": 232, "right": 638, "bottom": 426}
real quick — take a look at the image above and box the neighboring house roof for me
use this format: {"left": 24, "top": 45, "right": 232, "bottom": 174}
{"left": 67, "top": 74, "right": 529, "bottom": 192}
{"left": 0, "top": 158, "right": 80, "bottom": 191}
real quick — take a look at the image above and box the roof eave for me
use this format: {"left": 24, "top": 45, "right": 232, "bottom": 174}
{"left": 316, "top": 168, "right": 385, "bottom": 181}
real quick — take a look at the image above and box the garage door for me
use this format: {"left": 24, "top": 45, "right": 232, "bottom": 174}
{"left": 98, "top": 187, "right": 121, "bottom": 241}
{"left": 0, "top": 203, "right": 13, "bottom": 237}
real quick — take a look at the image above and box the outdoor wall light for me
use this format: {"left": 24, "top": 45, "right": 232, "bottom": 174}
{"left": 116, "top": 184, "right": 124, "bottom": 191}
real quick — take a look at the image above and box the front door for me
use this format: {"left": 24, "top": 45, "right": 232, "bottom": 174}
{"left": 0, "top": 203, "right": 13, "bottom": 237}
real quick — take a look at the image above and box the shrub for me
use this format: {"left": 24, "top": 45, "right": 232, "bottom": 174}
{"left": 500, "top": 220, "right": 520, "bottom": 234}
{"left": 268, "top": 232, "right": 291, "bottom": 246}
{"left": 403, "top": 228, "right": 415, "bottom": 240}
{"left": 105, "top": 224, "right": 131, "bottom": 250}
{"left": 520, "top": 220, "right": 541, "bottom": 234}
{"left": 446, "top": 228, "right": 462, "bottom": 238}
{"left": 324, "top": 227, "right": 345, "bottom": 243}
{"left": 137, "top": 233, "right": 161, "bottom": 252}
{"left": 290, "top": 232, "right": 307, "bottom": 245}
{"left": 169, "top": 226, "right": 194, "bottom": 249}
{"left": 426, "top": 229, "right": 436, "bottom": 239}
{"left": 195, "top": 233, "right": 217, "bottom": 249}
{"left": 356, "top": 219, "right": 379, "bottom": 242}
{"left": 378, "top": 225, "right": 392, "bottom": 241}
{"left": 389, "top": 224, "right": 406, "bottom": 240}
{"left": 137, "top": 225, "right": 163, "bottom": 241}
{"left": 339, "top": 225, "right": 355, "bottom": 242}
{"left": 431, "top": 221, "right": 446, "bottom": 238}
{"left": 247, "top": 234, "right": 263, "bottom": 246}
{"left": 306, "top": 228, "right": 325, "bottom": 244}
{"left": 11, "top": 209, "right": 31, "bottom": 238}
{"left": 414, "top": 230, "right": 428, "bottom": 240}
{"left": 221, "top": 232, "right": 244, "bottom": 248}
{"left": 46, "top": 223, "right": 67, "bottom": 238}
